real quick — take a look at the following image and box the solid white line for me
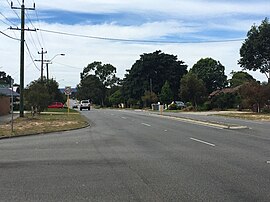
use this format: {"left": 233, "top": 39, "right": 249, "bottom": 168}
{"left": 141, "top": 123, "right": 151, "bottom": 127}
{"left": 190, "top": 138, "right": 216, "bottom": 147}
{"left": 121, "top": 117, "right": 127, "bottom": 119}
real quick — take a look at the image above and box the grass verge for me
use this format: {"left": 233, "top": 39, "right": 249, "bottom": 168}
{"left": 214, "top": 112, "right": 270, "bottom": 121}
{"left": 0, "top": 111, "right": 89, "bottom": 138}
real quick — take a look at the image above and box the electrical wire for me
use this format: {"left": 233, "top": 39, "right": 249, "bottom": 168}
{"left": 37, "top": 28, "right": 245, "bottom": 44}
{"left": 0, "top": 11, "right": 17, "bottom": 27}
{"left": 0, "top": 30, "right": 20, "bottom": 41}
{"left": 24, "top": 41, "right": 40, "bottom": 71}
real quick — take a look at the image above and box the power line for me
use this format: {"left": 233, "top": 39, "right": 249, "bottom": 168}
{"left": 24, "top": 41, "right": 40, "bottom": 71}
{"left": 37, "top": 28, "right": 245, "bottom": 44}
{"left": 5, "top": 0, "right": 21, "bottom": 23}
{"left": 0, "top": 11, "right": 17, "bottom": 26}
{"left": 0, "top": 30, "right": 20, "bottom": 40}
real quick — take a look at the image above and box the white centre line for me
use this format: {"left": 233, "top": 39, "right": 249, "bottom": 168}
{"left": 121, "top": 117, "right": 127, "bottom": 119}
{"left": 190, "top": 137, "right": 216, "bottom": 147}
{"left": 141, "top": 123, "right": 151, "bottom": 127}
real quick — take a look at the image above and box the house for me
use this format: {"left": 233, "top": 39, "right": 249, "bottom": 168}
{"left": 0, "top": 87, "right": 20, "bottom": 116}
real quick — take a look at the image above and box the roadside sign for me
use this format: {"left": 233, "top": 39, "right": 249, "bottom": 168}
{"left": 64, "top": 86, "right": 72, "bottom": 95}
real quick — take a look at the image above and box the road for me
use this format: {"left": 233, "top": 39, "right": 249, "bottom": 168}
{"left": 0, "top": 109, "right": 270, "bottom": 201}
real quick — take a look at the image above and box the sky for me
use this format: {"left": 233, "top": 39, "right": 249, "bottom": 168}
{"left": 0, "top": 0, "right": 269, "bottom": 88}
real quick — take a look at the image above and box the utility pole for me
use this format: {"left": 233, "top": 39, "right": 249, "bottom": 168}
{"left": 37, "top": 48, "right": 47, "bottom": 81}
{"left": 10, "top": 0, "right": 35, "bottom": 117}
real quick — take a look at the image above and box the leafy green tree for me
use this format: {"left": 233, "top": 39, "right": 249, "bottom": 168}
{"left": 179, "top": 72, "right": 207, "bottom": 108}
{"left": 0, "top": 71, "right": 12, "bottom": 86}
{"left": 24, "top": 79, "right": 64, "bottom": 112}
{"left": 77, "top": 75, "right": 105, "bottom": 105}
{"left": 229, "top": 71, "right": 256, "bottom": 87}
{"left": 141, "top": 91, "right": 158, "bottom": 108}
{"left": 210, "top": 92, "right": 240, "bottom": 110}
{"left": 79, "top": 61, "right": 119, "bottom": 106}
{"left": 108, "top": 89, "right": 124, "bottom": 107}
{"left": 81, "top": 61, "right": 119, "bottom": 88}
{"left": 122, "top": 50, "right": 187, "bottom": 105}
{"left": 25, "top": 79, "right": 50, "bottom": 112}
{"left": 191, "top": 57, "right": 227, "bottom": 94}
{"left": 239, "top": 18, "right": 270, "bottom": 83}
{"left": 239, "top": 82, "right": 270, "bottom": 112}
{"left": 159, "top": 81, "right": 173, "bottom": 105}
{"left": 47, "top": 79, "right": 65, "bottom": 103}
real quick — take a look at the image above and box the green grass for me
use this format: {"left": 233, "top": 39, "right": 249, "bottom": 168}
{"left": 46, "top": 108, "right": 78, "bottom": 113}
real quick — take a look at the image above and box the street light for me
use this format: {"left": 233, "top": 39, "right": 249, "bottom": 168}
{"left": 44, "top": 53, "right": 65, "bottom": 80}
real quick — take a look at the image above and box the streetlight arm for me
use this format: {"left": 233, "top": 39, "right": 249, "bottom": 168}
{"left": 49, "top": 53, "right": 65, "bottom": 61}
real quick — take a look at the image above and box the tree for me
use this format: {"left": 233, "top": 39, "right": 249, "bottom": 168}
{"left": 24, "top": 78, "right": 64, "bottom": 112}
{"left": 79, "top": 61, "right": 119, "bottom": 106}
{"left": 0, "top": 71, "right": 12, "bottom": 86}
{"left": 141, "top": 91, "right": 158, "bottom": 108}
{"left": 108, "top": 89, "right": 124, "bottom": 107}
{"left": 179, "top": 72, "right": 207, "bottom": 108}
{"left": 229, "top": 71, "right": 256, "bottom": 87}
{"left": 239, "top": 81, "right": 270, "bottom": 112}
{"left": 191, "top": 57, "right": 227, "bottom": 94}
{"left": 81, "top": 61, "right": 119, "bottom": 88}
{"left": 239, "top": 18, "right": 270, "bottom": 83}
{"left": 24, "top": 79, "right": 50, "bottom": 112}
{"left": 47, "top": 79, "right": 65, "bottom": 103}
{"left": 159, "top": 81, "right": 173, "bottom": 105}
{"left": 77, "top": 75, "right": 105, "bottom": 105}
{"left": 122, "top": 50, "right": 187, "bottom": 105}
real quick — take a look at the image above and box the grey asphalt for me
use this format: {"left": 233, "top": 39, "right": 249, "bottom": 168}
{"left": 0, "top": 109, "right": 270, "bottom": 201}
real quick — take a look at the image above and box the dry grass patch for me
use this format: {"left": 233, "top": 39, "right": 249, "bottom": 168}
{"left": 0, "top": 113, "right": 89, "bottom": 137}
{"left": 215, "top": 112, "right": 270, "bottom": 121}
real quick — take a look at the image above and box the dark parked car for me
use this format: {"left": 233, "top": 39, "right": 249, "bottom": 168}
{"left": 48, "top": 102, "right": 64, "bottom": 109}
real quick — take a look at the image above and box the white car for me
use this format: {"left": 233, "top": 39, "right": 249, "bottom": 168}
{"left": 79, "top": 100, "right": 91, "bottom": 111}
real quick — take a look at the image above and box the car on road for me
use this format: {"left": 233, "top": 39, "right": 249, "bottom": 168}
{"left": 72, "top": 101, "right": 79, "bottom": 109}
{"left": 79, "top": 100, "right": 91, "bottom": 111}
{"left": 48, "top": 102, "right": 64, "bottom": 109}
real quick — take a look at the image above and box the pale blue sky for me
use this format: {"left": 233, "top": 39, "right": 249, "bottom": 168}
{"left": 0, "top": 0, "right": 269, "bottom": 87}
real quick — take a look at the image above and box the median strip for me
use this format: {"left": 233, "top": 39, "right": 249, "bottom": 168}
{"left": 150, "top": 113, "right": 248, "bottom": 130}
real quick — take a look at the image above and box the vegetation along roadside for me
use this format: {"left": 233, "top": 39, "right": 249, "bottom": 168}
{"left": 0, "top": 109, "right": 89, "bottom": 138}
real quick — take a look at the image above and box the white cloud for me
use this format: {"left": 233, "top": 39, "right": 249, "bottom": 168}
{"left": 1, "top": 0, "right": 269, "bottom": 88}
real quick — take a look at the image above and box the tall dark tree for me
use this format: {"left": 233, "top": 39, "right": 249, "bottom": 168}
{"left": 79, "top": 61, "right": 119, "bottom": 106}
{"left": 77, "top": 75, "right": 105, "bottom": 105}
{"left": 239, "top": 18, "right": 270, "bottom": 83}
{"left": 179, "top": 72, "right": 207, "bottom": 108}
{"left": 81, "top": 61, "right": 119, "bottom": 88}
{"left": 24, "top": 79, "right": 50, "bottom": 112}
{"left": 122, "top": 50, "right": 187, "bottom": 105}
{"left": 191, "top": 57, "right": 227, "bottom": 94}
{"left": 0, "top": 71, "right": 12, "bottom": 86}
{"left": 24, "top": 78, "right": 63, "bottom": 112}
{"left": 159, "top": 81, "right": 173, "bottom": 105}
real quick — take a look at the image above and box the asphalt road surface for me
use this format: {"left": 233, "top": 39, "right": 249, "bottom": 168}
{"left": 1, "top": 109, "right": 270, "bottom": 201}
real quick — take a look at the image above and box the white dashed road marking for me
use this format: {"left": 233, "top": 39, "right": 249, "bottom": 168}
{"left": 190, "top": 137, "right": 216, "bottom": 147}
{"left": 141, "top": 123, "right": 151, "bottom": 127}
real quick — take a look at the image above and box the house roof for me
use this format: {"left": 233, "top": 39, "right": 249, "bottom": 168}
{"left": 209, "top": 85, "right": 242, "bottom": 98}
{"left": 0, "top": 88, "right": 20, "bottom": 97}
